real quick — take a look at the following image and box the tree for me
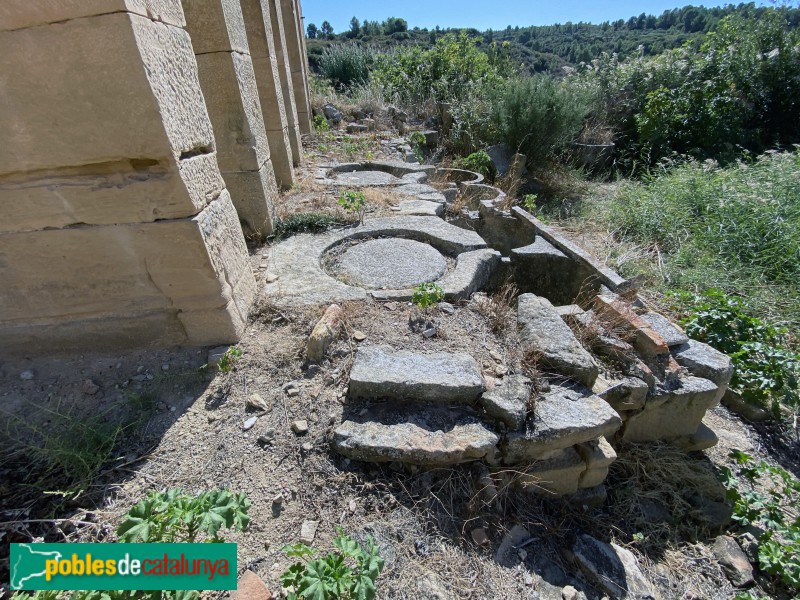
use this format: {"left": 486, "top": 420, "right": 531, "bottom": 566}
{"left": 348, "top": 16, "right": 360, "bottom": 38}
{"left": 384, "top": 17, "right": 407, "bottom": 34}
{"left": 321, "top": 20, "right": 334, "bottom": 39}
{"left": 306, "top": 22, "right": 318, "bottom": 39}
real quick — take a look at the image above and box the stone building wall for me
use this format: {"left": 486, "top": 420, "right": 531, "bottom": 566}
{"left": 0, "top": 0, "right": 311, "bottom": 355}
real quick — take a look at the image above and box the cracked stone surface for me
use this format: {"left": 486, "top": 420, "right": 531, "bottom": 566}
{"left": 504, "top": 383, "right": 622, "bottom": 463}
{"left": 479, "top": 373, "right": 531, "bottom": 430}
{"left": 397, "top": 199, "right": 444, "bottom": 216}
{"left": 517, "top": 293, "right": 599, "bottom": 387}
{"left": 332, "top": 238, "right": 447, "bottom": 289}
{"left": 349, "top": 345, "right": 485, "bottom": 403}
{"left": 333, "top": 403, "right": 499, "bottom": 466}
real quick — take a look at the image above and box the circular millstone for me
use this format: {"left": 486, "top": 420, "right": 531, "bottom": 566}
{"left": 333, "top": 239, "right": 447, "bottom": 289}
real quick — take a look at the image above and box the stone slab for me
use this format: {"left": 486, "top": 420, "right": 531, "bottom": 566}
{"left": 512, "top": 207, "right": 632, "bottom": 293}
{"left": 517, "top": 294, "right": 599, "bottom": 387}
{"left": 265, "top": 217, "right": 487, "bottom": 306}
{"left": 332, "top": 238, "right": 447, "bottom": 289}
{"left": 672, "top": 339, "right": 733, "bottom": 402}
{"left": 622, "top": 376, "right": 719, "bottom": 442}
{"left": 503, "top": 383, "right": 621, "bottom": 463}
{"left": 397, "top": 200, "right": 445, "bottom": 217}
{"left": 517, "top": 448, "right": 587, "bottom": 496}
{"left": 671, "top": 421, "right": 719, "bottom": 452}
{"left": 438, "top": 249, "right": 501, "bottom": 301}
{"left": 641, "top": 312, "right": 690, "bottom": 347}
{"left": 333, "top": 404, "right": 499, "bottom": 466}
{"left": 573, "top": 535, "right": 657, "bottom": 600}
{"left": 593, "top": 375, "right": 649, "bottom": 412}
{"left": 0, "top": 13, "right": 214, "bottom": 174}
{"left": 349, "top": 346, "right": 485, "bottom": 403}
{"left": 0, "top": 0, "right": 186, "bottom": 31}
{"left": 332, "top": 170, "right": 401, "bottom": 187}
{"left": 479, "top": 374, "right": 532, "bottom": 430}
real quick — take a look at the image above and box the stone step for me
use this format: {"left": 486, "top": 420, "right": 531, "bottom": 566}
{"left": 517, "top": 293, "right": 599, "bottom": 387}
{"left": 333, "top": 403, "right": 499, "bottom": 466}
{"left": 503, "top": 382, "right": 622, "bottom": 464}
{"left": 348, "top": 346, "right": 485, "bottom": 403}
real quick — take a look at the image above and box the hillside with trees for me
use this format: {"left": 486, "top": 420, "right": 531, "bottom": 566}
{"left": 305, "top": 3, "right": 800, "bottom": 73}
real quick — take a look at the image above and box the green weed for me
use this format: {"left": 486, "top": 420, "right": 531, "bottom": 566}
{"left": 411, "top": 282, "right": 444, "bottom": 310}
{"left": 117, "top": 488, "right": 250, "bottom": 543}
{"left": 722, "top": 450, "right": 800, "bottom": 594}
{"left": 338, "top": 191, "right": 367, "bottom": 224}
{"left": 281, "top": 530, "right": 384, "bottom": 600}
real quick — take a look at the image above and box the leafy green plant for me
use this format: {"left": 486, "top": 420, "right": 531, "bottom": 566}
{"left": 217, "top": 346, "right": 242, "bottom": 373}
{"left": 280, "top": 531, "right": 384, "bottom": 600}
{"left": 117, "top": 488, "right": 251, "bottom": 543}
{"left": 411, "top": 282, "right": 444, "bottom": 310}
{"left": 338, "top": 191, "right": 368, "bottom": 225}
{"left": 313, "top": 114, "right": 330, "bottom": 132}
{"left": 274, "top": 212, "right": 340, "bottom": 239}
{"left": 674, "top": 289, "right": 799, "bottom": 414}
{"left": 721, "top": 450, "right": 800, "bottom": 593}
{"left": 522, "top": 194, "right": 538, "bottom": 212}
{"left": 408, "top": 131, "right": 426, "bottom": 162}
{"left": 458, "top": 150, "right": 495, "bottom": 180}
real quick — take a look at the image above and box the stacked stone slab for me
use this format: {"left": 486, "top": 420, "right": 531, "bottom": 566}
{"left": 240, "top": 0, "right": 295, "bottom": 188}
{"left": 182, "top": 0, "right": 279, "bottom": 237}
{"left": 0, "top": 1, "right": 255, "bottom": 352}
{"left": 333, "top": 343, "right": 623, "bottom": 499}
{"left": 581, "top": 297, "right": 734, "bottom": 451}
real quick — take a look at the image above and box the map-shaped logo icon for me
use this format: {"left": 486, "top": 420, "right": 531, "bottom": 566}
{"left": 10, "top": 544, "right": 63, "bottom": 590}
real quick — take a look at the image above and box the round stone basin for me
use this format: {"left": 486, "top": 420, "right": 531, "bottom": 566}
{"left": 332, "top": 238, "right": 446, "bottom": 289}
{"left": 331, "top": 170, "right": 400, "bottom": 186}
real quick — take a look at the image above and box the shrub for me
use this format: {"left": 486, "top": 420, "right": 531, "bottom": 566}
{"left": 313, "top": 114, "right": 330, "bottom": 132}
{"left": 274, "top": 213, "right": 340, "bottom": 239}
{"left": 458, "top": 150, "right": 495, "bottom": 180}
{"left": 372, "top": 32, "right": 511, "bottom": 106}
{"left": 488, "top": 75, "right": 590, "bottom": 164}
{"left": 319, "top": 42, "right": 375, "bottom": 90}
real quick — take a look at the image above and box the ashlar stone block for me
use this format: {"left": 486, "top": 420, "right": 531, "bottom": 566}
{"left": 0, "top": 0, "right": 186, "bottom": 31}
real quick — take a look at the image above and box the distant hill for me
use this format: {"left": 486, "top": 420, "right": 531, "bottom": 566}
{"left": 306, "top": 3, "right": 800, "bottom": 74}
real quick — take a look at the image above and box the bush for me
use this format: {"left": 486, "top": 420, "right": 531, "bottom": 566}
{"left": 458, "top": 150, "right": 495, "bottom": 180}
{"left": 372, "top": 32, "right": 511, "bottom": 106}
{"left": 319, "top": 42, "right": 375, "bottom": 90}
{"left": 274, "top": 213, "right": 341, "bottom": 239}
{"left": 489, "top": 75, "right": 590, "bottom": 164}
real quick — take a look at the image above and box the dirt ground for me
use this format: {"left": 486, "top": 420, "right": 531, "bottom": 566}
{"left": 1, "top": 132, "right": 798, "bottom": 600}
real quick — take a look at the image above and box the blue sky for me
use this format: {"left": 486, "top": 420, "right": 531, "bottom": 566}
{"left": 301, "top": 1, "right": 771, "bottom": 33}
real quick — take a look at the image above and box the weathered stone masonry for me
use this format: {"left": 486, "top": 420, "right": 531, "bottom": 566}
{"left": 0, "top": 0, "right": 311, "bottom": 354}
